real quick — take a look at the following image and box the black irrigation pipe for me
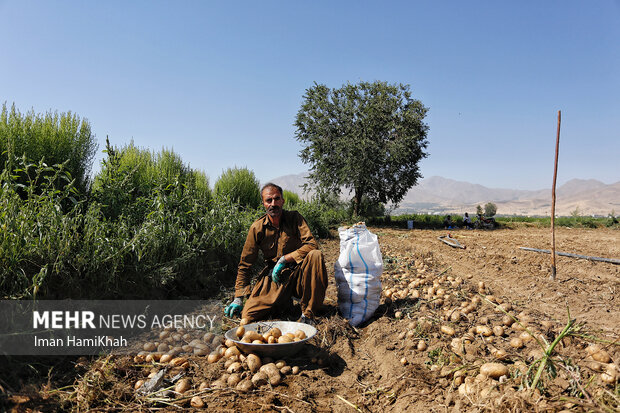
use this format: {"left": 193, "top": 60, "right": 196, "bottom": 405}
{"left": 519, "top": 247, "right": 620, "bottom": 265}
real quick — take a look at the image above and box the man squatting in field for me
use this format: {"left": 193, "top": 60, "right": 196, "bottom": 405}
{"left": 224, "top": 183, "right": 328, "bottom": 324}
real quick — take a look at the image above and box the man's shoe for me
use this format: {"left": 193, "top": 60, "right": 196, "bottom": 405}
{"left": 298, "top": 314, "right": 315, "bottom": 326}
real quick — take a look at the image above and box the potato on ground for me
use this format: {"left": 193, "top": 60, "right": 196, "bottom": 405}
{"left": 251, "top": 371, "right": 269, "bottom": 387}
{"left": 235, "top": 378, "right": 254, "bottom": 392}
{"left": 174, "top": 378, "right": 191, "bottom": 394}
{"left": 190, "top": 396, "right": 204, "bottom": 408}
{"left": 246, "top": 353, "right": 262, "bottom": 373}
{"left": 480, "top": 363, "right": 509, "bottom": 380}
{"left": 260, "top": 363, "right": 283, "bottom": 386}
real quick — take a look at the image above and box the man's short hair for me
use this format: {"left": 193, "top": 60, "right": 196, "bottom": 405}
{"left": 260, "top": 182, "right": 283, "bottom": 199}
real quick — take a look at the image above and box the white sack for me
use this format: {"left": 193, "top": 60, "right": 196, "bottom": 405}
{"left": 334, "top": 223, "right": 383, "bottom": 326}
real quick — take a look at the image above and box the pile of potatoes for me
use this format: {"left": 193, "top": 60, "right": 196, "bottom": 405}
{"left": 382, "top": 257, "right": 619, "bottom": 391}
{"left": 133, "top": 358, "right": 200, "bottom": 406}
{"left": 134, "top": 369, "right": 209, "bottom": 407}
{"left": 384, "top": 266, "right": 463, "bottom": 310}
{"left": 234, "top": 326, "right": 307, "bottom": 344}
{"left": 207, "top": 335, "right": 301, "bottom": 392}
{"left": 138, "top": 328, "right": 225, "bottom": 361}
{"left": 133, "top": 328, "right": 305, "bottom": 405}
{"left": 133, "top": 356, "right": 192, "bottom": 390}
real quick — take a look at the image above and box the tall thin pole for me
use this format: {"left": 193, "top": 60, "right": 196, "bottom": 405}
{"left": 550, "top": 110, "right": 561, "bottom": 280}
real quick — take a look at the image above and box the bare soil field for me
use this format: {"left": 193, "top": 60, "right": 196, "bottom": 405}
{"left": 3, "top": 226, "right": 619, "bottom": 412}
{"left": 378, "top": 226, "right": 619, "bottom": 335}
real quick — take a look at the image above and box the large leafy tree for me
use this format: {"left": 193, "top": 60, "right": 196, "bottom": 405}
{"left": 295, "top": 81, "right": 429, "bottom": 215}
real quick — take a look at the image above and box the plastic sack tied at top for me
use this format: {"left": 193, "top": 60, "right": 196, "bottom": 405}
{"left": 334, "top": 223, "right": 383, "bottom": 326}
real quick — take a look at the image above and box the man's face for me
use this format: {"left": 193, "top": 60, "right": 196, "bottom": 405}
{"left": 262, "top": 186, "right": 284, "bottom": 219}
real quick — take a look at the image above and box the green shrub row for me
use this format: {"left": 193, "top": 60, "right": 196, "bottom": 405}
{"left": 369, "top": 214, "right": 456, "bottom": 229}
{"left": 495, "top": 215, "right": 617, "bottom": 229}
{"left": 0, "top": 103, "right": 347, "bottom": 300}
{"left": 0, "top": 156, "right": 256, "bottom": 299}
{"left": 0, "top": 113, "right": 345, "bottom": 300}
{"left": 369, "top": 214, "right": 618, "bottom": 229}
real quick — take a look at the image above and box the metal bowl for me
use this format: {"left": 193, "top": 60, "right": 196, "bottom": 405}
{"left": 224, "top": 320, "right": 317, "bottom": 358}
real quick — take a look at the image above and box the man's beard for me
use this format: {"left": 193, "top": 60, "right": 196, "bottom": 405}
{"left": 268, "top": 206, "right": 281, "bottom": 216}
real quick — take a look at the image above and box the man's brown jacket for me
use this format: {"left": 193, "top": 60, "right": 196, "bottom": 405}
{"left": 234, "top": 210, "right": 318, "bottom": 297}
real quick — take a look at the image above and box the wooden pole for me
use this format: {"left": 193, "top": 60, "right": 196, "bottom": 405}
{"left": 550, "top": 110, "right": 561, "bottom": 280}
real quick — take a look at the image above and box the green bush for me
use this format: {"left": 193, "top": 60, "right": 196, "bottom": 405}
{"left": 283, "top": 190, "right": 301, "bottom": 208}
{"left": 91, "top": 139, "right": 211, "bottom": 222}
{"left": 213, "top": 167, "right": 261, "bottom": 210}
{"left": 295, "top": 201, "right": 331, "bottom": 239}
{"left": 295, "top": 198, "right": 347, "bottom": 238}
{"left": 0, "top": 103, "right": 97, "bottom": 195}
{"left": 189, "top": 168, "right": 212, "bottom": 201}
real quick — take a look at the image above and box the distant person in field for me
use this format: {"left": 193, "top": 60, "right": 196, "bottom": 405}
{"left": 443, "top": 215, "right": 453, "bottom": 229}
{"left": 224, "top": 183, "right": 327, "bottom": 325}
{"left": 463, "top": 212, "right": 473, "bottom": 229}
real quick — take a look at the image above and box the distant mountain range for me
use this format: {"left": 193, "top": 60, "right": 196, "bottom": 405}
{"left": 269, "top": 173, "right": 620, "bottom": 217}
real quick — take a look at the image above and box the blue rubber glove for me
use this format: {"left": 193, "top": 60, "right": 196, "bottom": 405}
{"left": 271, "top": 256, "right": 287, "bottom": 285}
{"left": 224, "top": 297, "right": 243, "bottom": 317}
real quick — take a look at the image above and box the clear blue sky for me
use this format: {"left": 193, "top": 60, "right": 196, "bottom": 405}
{"left": 1, "top": 1, "right": 618, "bottom": 190}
